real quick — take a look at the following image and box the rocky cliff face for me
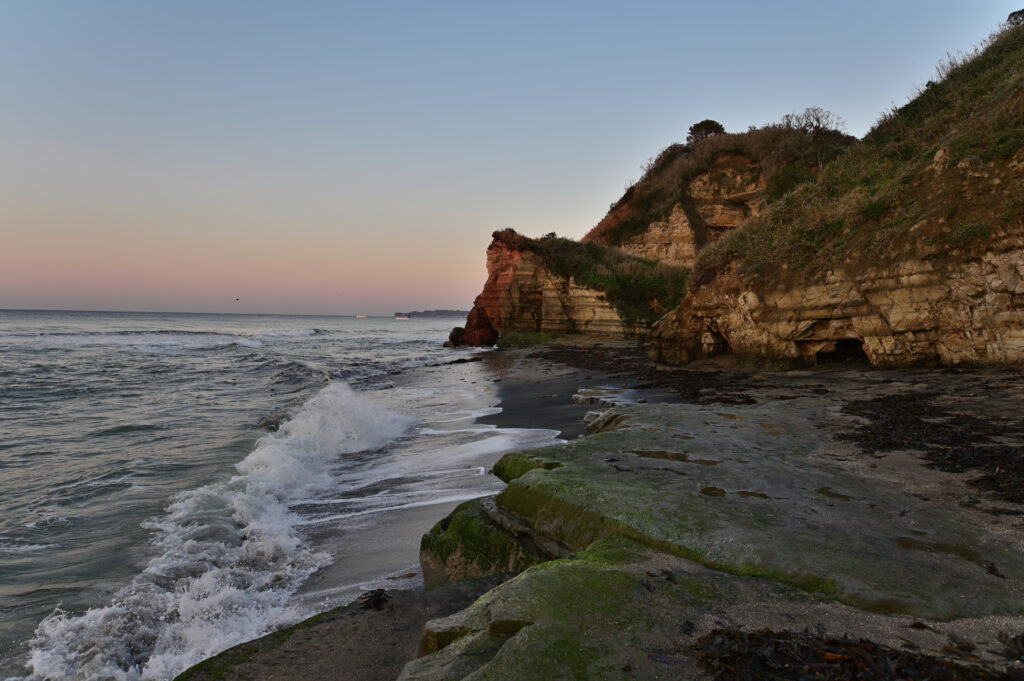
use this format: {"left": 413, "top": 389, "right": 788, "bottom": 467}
{"left": 651, "top": 139, "right": 1024, "bottom": 368}
{"left": 450, "top": 155, "right": 767, "bottom": 347}
{"left": 607, "top": 154, "right": 765, "bottom": 267}
{"left": 650, "top": 224, "right": 1024, "bottom": 366}
{"left": 447, "top": 231, "right": 638, "bottom": 346}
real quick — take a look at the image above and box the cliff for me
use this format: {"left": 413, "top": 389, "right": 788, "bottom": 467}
{"left": 586, "top": 153, "right": 767, "bottom": 267}
{"left": 451, "top": 119, "right": 853, "bottom": 347}
{"left": 452, "top": 23, "right": 1024, "bottom": 366}
{"left": 582, "top": 123, "right": 854, "bottom": 260}
{"left": 651, "top": 22, "right": 1024, "bottom": 367}
{"left": 650, "top": 212, "right": 1024, "bottom": 366}
{"left": 447, "top": 229, "right": 685, "bottom": 346}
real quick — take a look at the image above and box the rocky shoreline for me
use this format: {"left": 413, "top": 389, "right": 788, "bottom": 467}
{"left": 175, "top": 343, "right": 1024, "bottom": 680}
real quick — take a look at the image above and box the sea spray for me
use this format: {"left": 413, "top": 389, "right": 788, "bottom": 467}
{"left": 16, "top": 381, "right": 413, "bottom": 681}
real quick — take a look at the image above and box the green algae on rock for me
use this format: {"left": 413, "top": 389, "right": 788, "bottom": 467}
{"left": 403, "top": 537, "right": 1024, "bottom": 680}
{"left": 420, "top": 497, "right": 552, "bottom": 588}
{"left": 423, "top": 399, "right": 1024, "bottom": 619}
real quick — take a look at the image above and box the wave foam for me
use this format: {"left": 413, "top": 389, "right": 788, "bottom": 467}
{"left": 15, "top": 381, "right": 412, "bottom": 681}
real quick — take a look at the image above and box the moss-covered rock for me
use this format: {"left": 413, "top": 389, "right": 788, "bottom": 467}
{"left": 401, "top": 537, "right": 1024, "bottom": 680}
{"left": 484, "top": 401, "right": 1024, "bottom": 619}
{"left": 492, "top": 451, "right": 563, "bottom": 483}
{"left": 420, "top": 497, "right": 549, "bottom": 587}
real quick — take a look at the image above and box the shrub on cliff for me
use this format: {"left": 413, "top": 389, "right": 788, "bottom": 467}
{"left": 686, "top": 119, "right": 726, "bottom": 145}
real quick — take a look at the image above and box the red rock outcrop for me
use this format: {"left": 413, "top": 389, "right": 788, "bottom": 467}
{"left": 447, "top": 230, "right": 638, "bottom": 346}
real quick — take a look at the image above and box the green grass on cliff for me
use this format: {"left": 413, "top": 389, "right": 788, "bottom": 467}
{"left": 493, "top": 229, "right": 689, "bottom": 326}
{"left": 691, "top": 21, "right": 1024, "bottom": 290}
{"left": 585, "top": 123, "right": 855, "bottom": 247}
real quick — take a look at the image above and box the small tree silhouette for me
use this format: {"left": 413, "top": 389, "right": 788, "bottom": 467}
{"left": 686, "top": 119, "right": 726, "bottom": 146}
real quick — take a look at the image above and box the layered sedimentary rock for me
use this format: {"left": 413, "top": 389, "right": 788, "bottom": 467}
{"left": 450, "top": 156, "right": 767, "bottom": 346}
{"left": 590, "top": 154, "right": 765, "bottom": 267}
{"left": 447, "top": 231, "right": 637, "bottom": 346}
{"left": 650, "top": 225, "right": 1024, "bottom": 366}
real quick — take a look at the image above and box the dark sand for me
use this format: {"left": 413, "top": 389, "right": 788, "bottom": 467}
{"left": 474, "top": 353, "right": 609, "bottom": 439}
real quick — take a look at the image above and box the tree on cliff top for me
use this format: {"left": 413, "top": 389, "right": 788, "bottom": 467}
{"left": 780, "top": 107, "right": 846, "bottom": 135}
{"left": 780, "top": 106, "right": 848, "bottom": 170}
{"left": 686, "top": 119, "right": 726, "bottom": 146}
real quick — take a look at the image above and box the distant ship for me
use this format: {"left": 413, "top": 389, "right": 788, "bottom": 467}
{"left": 393, "top": 316, "right": 410, "bottom": 320}
{"left": 355, "top": 314, "right": 367, "bottom": 319}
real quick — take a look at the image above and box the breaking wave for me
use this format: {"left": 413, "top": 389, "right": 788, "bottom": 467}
{"left": 15, "top": 381, "right": 412, "bottom": 681}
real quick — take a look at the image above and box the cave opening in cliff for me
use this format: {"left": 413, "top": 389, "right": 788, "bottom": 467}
{"left": 815, "top": 338, "right": 869, "bottom": 363}
{"left": 701, "top": 328, "right": 731, "bottom": 356}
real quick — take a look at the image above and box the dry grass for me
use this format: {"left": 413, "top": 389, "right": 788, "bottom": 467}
{"left": 691, "top": 22, "right": 1024, "bottom": 291}
{"left": 584, "top": 122, "right": 855, "bottom": 247}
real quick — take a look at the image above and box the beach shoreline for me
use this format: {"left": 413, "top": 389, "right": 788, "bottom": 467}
{"left": 173, "top": 344, "right": 626, "bottom": 681}
{"left": 175, "top": 342, "right": 1024, "bottom": 680}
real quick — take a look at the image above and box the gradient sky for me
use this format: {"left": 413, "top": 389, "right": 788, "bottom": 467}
{"left": 1, "top": 1, "right": 1019, "bottom": 314}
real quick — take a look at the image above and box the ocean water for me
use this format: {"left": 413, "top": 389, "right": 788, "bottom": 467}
{"left": 0, "top": 310, "right": 559, "bottom": 680}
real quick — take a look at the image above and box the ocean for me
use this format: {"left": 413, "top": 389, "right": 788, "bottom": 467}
{"left": 0, "top": 310, "right": 560, "bottom": 680}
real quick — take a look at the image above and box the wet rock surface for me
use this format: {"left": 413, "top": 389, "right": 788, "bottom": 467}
{"left": 402, "top": 538, "right": 1024, "bottom": 681}
{"left": 527, "top": 344, "right": 760, "bottom": 404}
{"left": 408, "top": 351, "right": 1024, "bottom": 679}
{"left": 175, "top": 350, "right": 1024, "bottom": 681}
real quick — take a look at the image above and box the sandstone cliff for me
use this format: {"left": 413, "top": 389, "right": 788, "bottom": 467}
{"left": 650, "top": 221, "right": 1024, "bottom": 366}
{"left": 450, "top": 122, "right": 854, "bottom": 347}
{"left": 588, "top": 154, "right": 766, "bottom": 267}
{"left": 651, "top": 24, "right": 1024, "bottom": 368}
{"left": 448, "top": 149, "right": 796, "bottom": 347}
{"left": 454, "top": 24, "right": 1023, "bottom": 364}
{"left": 447, "top": 230, "right": 643, "bottom": 346}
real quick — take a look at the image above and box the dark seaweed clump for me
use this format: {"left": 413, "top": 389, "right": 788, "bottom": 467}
{"left": 838, "top": 392, "right": 1024, "bottom": 504}
{"left": 689, "top": 628, "right": 1020, "bottom": 681}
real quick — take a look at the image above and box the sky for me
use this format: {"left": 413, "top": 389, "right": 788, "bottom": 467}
{"left": 1, "top": 1, "right": 1019, "bottom": 315}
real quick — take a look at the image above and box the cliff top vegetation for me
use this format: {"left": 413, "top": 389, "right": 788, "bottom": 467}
{"left": 583, "top": 111, "right": 856, "bottom": 247}
{"left": 691, "top": 19, "right": 1024, "bottom": 290}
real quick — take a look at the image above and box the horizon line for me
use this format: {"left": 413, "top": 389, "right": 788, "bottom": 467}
{"left": 0, "top": 307, "right": 470, "bottom": 318}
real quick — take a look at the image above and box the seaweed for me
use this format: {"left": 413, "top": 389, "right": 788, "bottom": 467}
{"left": 838, "top": 392, "right": 1024, "bottom": 504}
{"left": 688, "top": 628, "right": 1019, "bottom": 680}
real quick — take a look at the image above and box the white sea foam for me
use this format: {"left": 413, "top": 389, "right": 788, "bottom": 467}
{"left": 296, "top": 492, "right": 493, "bottom": 525}
{"left": 416, "top": 426, "right": 501, "bottom": 436}
{"left": 243, "top": 328, "right": 321, "bottom": 339}
{"left": 15, "top": 381, "right": 412, "bottom": 681}
{"left": 429, "top": 429, "right": 562, "bottom": 464}
{"left": 428, "top": 406, "right": 503, "bottom": 424}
